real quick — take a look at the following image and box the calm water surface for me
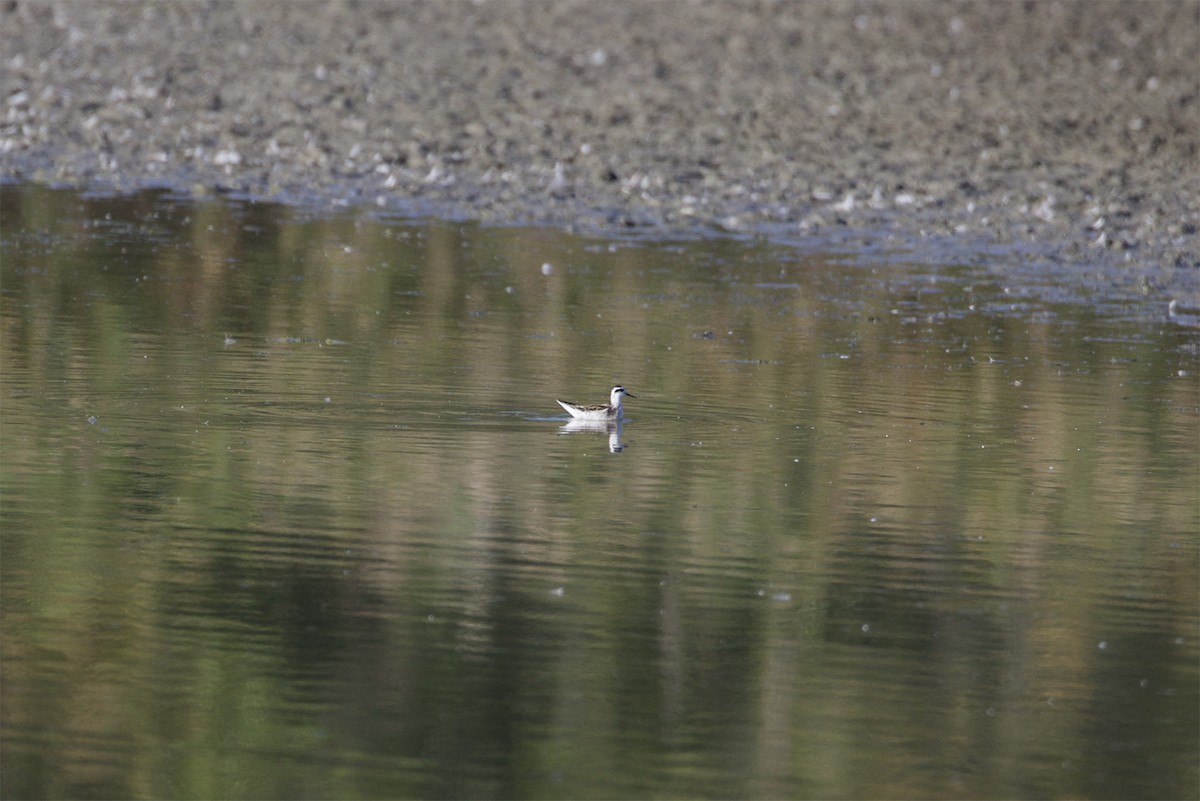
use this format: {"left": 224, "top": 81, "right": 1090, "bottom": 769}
{"left": 2, "top": 185, "right": 1197, "bottom": 800}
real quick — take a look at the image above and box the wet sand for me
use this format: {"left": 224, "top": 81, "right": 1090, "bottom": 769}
{"left": 3, "top": 1, "right": 1197, "bottom": 292}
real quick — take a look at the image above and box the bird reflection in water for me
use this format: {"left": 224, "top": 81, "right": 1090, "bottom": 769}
{"left": 560, "top": 417, "right": 626, "bottom": 452}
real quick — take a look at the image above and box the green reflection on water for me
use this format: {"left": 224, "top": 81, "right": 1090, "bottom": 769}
{"left": 1, "top": 184, "right": 1197, "bottom": 800}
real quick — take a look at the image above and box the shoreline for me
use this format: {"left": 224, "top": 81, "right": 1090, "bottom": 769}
{"left": 3, "top": 1, "right": 1197, "bottom": 296}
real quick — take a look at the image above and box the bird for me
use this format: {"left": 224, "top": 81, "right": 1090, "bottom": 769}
{"left": 556, "top": 385, "right": 636, "bottom": 420}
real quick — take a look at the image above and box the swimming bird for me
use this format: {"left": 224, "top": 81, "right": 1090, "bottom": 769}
{"left": 556, "top": 385, "right": 636, "bottom": 420}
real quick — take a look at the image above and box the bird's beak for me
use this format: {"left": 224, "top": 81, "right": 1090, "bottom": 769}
{"left": 624, "top": 391, "right": 636, "bottom": 398}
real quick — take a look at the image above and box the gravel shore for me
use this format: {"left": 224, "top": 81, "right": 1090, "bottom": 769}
{"left": 3, "top": 1, "right": 1198, "bottom": 293}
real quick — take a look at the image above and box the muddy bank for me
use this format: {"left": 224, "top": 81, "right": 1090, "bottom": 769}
{"left": 3, "top": 1, "right": 1198, "bottom": 291}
